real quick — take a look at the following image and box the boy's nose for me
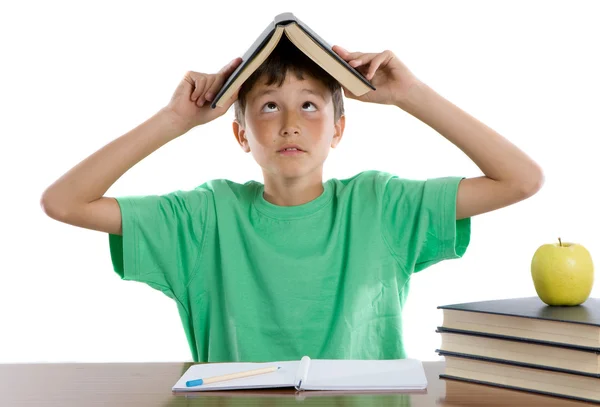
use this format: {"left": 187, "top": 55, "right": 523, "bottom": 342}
{"left": 280, "top": 126, "right": 301, "bottom": 136}
{"left": 280, "top": 112, "right": 301, "bottom": 136}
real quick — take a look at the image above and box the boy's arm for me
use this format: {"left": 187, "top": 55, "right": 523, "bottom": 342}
{"left": 397, "top": 81, "right": 545, "bottom": 220}
{"left": 331, "top": 46, "right": 544, "bottom": 220}
{"left": 41, "top": 61, "right": 243, "bottom": 235}
{"left": 40, "top": 109, "right": 187, "bottom": 235}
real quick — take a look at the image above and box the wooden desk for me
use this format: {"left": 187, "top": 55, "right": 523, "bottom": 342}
{"left": 0, "top": 361, "right": 596, "bottom": 406}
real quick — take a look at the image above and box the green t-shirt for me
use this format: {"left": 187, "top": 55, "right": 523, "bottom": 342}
{"left": 109, "top": 170, "right": 470, "bottom": 362}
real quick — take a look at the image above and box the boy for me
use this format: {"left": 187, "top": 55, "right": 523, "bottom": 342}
{"left": 41, "top": 37, "right": 544, "bottom": 363}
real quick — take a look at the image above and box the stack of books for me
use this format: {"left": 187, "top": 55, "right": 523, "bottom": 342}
{"left": 435, "top": 296, "right": 600, "bottom": 403}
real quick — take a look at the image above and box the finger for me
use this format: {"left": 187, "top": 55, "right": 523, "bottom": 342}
{"left": 364, "top": 53, "right": 388, "bottom": 80}
{"left": 190, "top": 74, "right": 207, "bottom": 102}
{"left": 366, "top": 51, "right": 394, "bottom": 80}
{"left": 205, "top": 63, "right": 233, "bottom": 102}
{"left": 204, "top": 76, "right": 220, "bottom": 103}
{"left": 197, "top": 76, "right": 216, "bottom": 107}
{"left": 205, "top": 57, "right": 243, "bottom": 103}
{"left": 332, "top": 45, "right": 349, "bottom": 57}
{"left": 219, "top": 57, "right": 243, "bottom": 75}
{"left": 348, "top": 53, "right": 378, "bottom": 68}
{"left": 332, "top": 45, "right": 366, "bottom": 61}
{"left": 179, "top": 74, "right": 195, "bottom": 102}
{"left": 348, "top": 57, "right": 376, "bottom": 79}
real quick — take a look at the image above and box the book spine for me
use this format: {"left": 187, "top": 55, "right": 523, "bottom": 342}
{"left": 294, "top": 356, "right": 311, "bottom": 391}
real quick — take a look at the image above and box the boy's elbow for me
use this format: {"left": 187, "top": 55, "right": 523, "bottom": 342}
{"left": 519, "top": 164, "right": 545, "bottom": 198}
{"left": 40, "top": 189, "right": 70, "bottom": 221}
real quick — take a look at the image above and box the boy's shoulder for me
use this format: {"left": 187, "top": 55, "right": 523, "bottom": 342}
{"left": 334, "top": 170, "right": 396, "bottom": 185}
{"left": 192, "top": 178, "right": 262, "bottom": 202}
{"left": 331, "top": 170, "right": 424, "bottom": 194}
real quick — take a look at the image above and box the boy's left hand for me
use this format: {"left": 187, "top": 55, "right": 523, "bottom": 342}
{"left": 332, "top": 45, "right": 421, "bottom": 106}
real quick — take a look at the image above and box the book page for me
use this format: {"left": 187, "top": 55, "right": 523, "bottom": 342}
{"left": 172, "top": 360, "right": 300, "bottom": 391}
{"left": 302, "top": 358, "right": 428, "bottom": 391}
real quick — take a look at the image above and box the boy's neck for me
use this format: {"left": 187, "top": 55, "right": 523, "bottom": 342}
{"left": 262, "top": 172, "right": 325, "bottom": 207}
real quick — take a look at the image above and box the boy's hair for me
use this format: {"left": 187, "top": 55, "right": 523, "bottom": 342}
{"left": 233, "top": 36, "right": 344, "bottom": 126}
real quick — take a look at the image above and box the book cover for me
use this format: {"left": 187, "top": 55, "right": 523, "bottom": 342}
{"left": 210, "top": 12, "right": 374, "bottom": 109}
{"left": 441, "top": 377, "right": 590, "bottom": 407}
{"left": 436, "top": 326, "right": 600, "bottom": 352}
{"left": 436, "top": 349, "right": 600, "bottom": 379}
{"left": 438, "top": 296, "right": 600, "bottom": 326}
{"left": 439, "top": 351, "right": 600, "bottom": 403}
{"left": 440, "top": 375, "right": 599, "bottom": 404}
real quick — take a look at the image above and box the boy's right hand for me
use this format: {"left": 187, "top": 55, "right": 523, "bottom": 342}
{"left": 165, "top": 57, "right": 243, "bottom": 131}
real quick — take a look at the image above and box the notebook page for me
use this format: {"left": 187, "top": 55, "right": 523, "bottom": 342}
{"left": 172, "top": 360, "right": 300, "bottom": 391}
{"left": 302, "top": 358, "right": 428, "bottom": 390}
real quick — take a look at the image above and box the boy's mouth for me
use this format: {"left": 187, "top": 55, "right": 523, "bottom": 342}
{"left": 277, "top": 144, "right": 306, "bottom": 155}
{"left": 278, "top": 148, "right": 306, "bottom": 156}
{"left": 277, "top": 144, "right": 304, "bottom": 152}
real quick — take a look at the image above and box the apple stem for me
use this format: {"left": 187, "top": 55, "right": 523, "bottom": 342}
{"left": 558, "top": 237, "right": 562, "bottom": 247}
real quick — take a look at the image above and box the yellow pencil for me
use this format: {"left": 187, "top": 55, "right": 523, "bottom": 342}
{"left": 186, "top": 365, "right": 281, "bottom": 387}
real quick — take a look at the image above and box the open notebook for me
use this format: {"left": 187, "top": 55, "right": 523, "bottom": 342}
{"left": 172, "top": 356, "right": 428, "bottom": 392}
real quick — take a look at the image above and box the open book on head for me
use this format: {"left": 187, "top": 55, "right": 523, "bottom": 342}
{"left": 172, "top": 356, "right": 428, "bottom": 392}
{"left": 210, "top": 12, "right": 375, "bottom": 109}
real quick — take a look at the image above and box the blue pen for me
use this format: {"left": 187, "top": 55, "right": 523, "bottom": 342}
{"left": 186, "top": 365, "right": 281, "bottom": 387}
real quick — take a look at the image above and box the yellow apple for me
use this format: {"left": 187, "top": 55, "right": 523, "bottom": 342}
{"left": 531, "top": 238, "right": 594, "bottom": 306}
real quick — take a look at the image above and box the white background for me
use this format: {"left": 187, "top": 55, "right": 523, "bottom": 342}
{"left": 2, "top": 0, "right": 599, "bottom": 363}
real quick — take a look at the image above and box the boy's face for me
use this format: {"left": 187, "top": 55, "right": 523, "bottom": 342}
{"left": 233, "top": 73, "right": 344, "bottom": 183}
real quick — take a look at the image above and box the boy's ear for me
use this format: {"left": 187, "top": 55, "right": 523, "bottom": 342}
{"left": 232, "top": 120, "right": 251, "bottom": 153}
{"left": 331, "top": 114, "right": 346, "bottom": 149}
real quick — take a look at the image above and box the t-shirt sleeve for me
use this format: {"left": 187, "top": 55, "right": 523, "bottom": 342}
{"left": 380, "top": 175, "right": 471, "bottom": 275}
{"left": 108, "top": 188, "right": 210, "bottom": 301}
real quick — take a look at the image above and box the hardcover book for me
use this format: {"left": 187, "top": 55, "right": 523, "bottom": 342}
{"left": 211, "top": 12, "right": 375, "bottom": 108}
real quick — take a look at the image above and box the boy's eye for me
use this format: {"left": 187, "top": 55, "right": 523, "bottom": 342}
{"left": 261, "top": 102, "right": 317, "bottom": 112}
{"left": 263, "top": 102, "right": 278, "bottom": 112}
{"left": 302, "top": 102, "right": 317, "bottom": 111}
